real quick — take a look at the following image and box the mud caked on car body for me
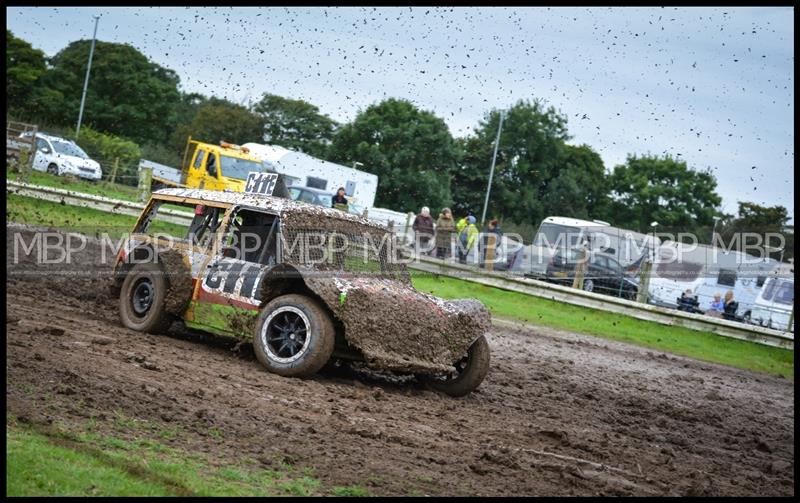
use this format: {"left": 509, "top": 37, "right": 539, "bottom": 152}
{"left": 111, "top": 186, "right": 491, "bottom": 396}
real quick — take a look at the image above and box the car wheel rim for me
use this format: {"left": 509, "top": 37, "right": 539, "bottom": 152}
{"left": 48, "top": 165, "right": 57, "bottom": 175}
{"left": 262, "top": 307, "right": 311, "bottom": 364}
{"left": 584, "top": 280, "right": 593, "bottom": 292}
{"left": 131, "top": 278, "right": 154, "bottom": 316}
{"left": 431, "top": 353, "right": 469, "bottom": 383}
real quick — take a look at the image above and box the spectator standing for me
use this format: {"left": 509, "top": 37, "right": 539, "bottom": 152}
{"left": 435, "top": 208, "right": 456, "bottom": 259}
{"left": 412, "top": 206, "right": 435, "bottom": 254}
{"left": 457, "top": 216, "right": 479, "bottom": 264}
{"left": 456, "top": 214, "right": 469, "bottom": 234}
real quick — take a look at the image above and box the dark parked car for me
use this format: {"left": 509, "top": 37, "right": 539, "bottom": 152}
{"left": 546, "top": 249, "right": 638, "bottom": 300}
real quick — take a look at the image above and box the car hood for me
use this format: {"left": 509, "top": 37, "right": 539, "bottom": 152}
{"left": 56, "top": 153, "right": 99, "bottom": 168}
{"left": 298, "top": 271, "right": 491, "bottom": 374}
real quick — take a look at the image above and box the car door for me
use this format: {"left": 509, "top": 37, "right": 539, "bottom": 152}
{"left": 185, "top": 148, "right": 207, "bottom": 188}
{"left": 590, "top": 255, "right": 609, "bottom": 293}
{"left": 203, "top": 151, "right": 226, "bottom": 191}
{"left": 196, "top": 207, "right": 280, "bottom": 334}
{"left": 605, "top": 257, "right": 626, "bottom": 297}
{"left": 32, "top": 137, "right": 51, "bottom": 171}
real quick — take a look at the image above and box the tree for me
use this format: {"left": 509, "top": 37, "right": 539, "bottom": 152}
{"left": 605, "top": 154, "right": 722, "bottom": 236}
{"left": 328, "top": 98, "right": 460, "bottom": 212}
{"left": 6, "top": 30, "right": 47, "bottom": 113}
{"left": 718, "top": 202, "right": 793, "bottom": 261}
{"left": 170, "top": 99, "right": 263, "bottom": 158}
{"left": 252, "top": 93, "right": 338, "bottom": 158}
{"left": 454, "top": 100, "right": 596, "bottom": 227}
{"left": 33, "top": 39, "right": 181, "bottom": 144}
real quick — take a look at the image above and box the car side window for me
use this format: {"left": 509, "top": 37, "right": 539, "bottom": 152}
{"left": 36, "top": 138, "right": 49, "bottom": 152}
{"left": 592, "top": 255, "right": 608, "bottom": 269}
{"left": 223, "top": 209, "right": 280, "bottom": 265}
{"left": 206, "top": 152, "right": 217, "bottom": 176}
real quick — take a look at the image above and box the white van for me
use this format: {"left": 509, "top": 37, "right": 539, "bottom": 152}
{"left": 25, "top": 132, "right": 102, "bottom": 181}
{"left": 646, "top": 241, "right": 779, "bottom": 317}
{"left": 242, "top": 143, "right": 378, "bottom": 208}
{"left": 749, "top": 263, "right": 794, "bottom": 332}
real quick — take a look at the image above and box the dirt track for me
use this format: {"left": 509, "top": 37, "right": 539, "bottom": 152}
{"left": 6, "top": 225, "right": 795, "bottom": 496}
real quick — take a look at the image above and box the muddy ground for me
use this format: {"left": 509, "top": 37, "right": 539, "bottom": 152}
{"left": 5, "top": 225, "right": 795, "bottom": 496}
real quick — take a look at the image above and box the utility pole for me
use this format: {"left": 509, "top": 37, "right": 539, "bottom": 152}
{"left": 76, "top": 14, "right": 101, "bottom": 139}
{"left": 711, "top": 216, "right": 720, "bottom": 245}
{"left": 480, "top": 110, "right": 504, "bottom": 227}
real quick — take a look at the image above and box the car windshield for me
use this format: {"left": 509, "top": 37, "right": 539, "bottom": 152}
{"left": 219, "top": 155, "right": 264, "bottom": 181}
{"left": 51, "top": 140, "right": 88, "bottom": 158}
{"left": 317, "top": 193, "right": 333, "bottom": 207}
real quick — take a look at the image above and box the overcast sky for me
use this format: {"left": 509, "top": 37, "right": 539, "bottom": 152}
{"left": 7, "top": 6, "right": 794, "bottom": 222}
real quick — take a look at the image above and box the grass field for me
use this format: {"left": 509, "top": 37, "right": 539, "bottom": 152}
{"left": 6, "top": 193, "right": 186, "bottom": 239}
{"left": 8, "top": 166, "right": 141, "bottom": 202}
{"left": 6, "top": 191, "right": 794, "bottom": 379}
{"left": 6, "top": 415, "right": 367, "bottom": 496}
{"left": 413, "top": 274, "right": 794, "bottom": 379}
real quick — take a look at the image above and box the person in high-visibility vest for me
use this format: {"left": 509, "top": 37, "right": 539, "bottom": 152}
{"left": 457, "top": 216, "right": 479, "bottom": 264}
{"left": 455, "top": 215, "right": 469, "bottom": 234}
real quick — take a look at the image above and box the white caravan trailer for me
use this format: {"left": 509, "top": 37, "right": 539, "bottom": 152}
{"left": 646, "top": 241, "right": 780, "bottom": 316}
{"left": 242, "top": 143, "right": 378, "bottom": 208}
{"left": 508, "top": 216, "right": 659, "bottom": 278}
{"left": 749, "top": 263, "right": 794, "bottom": 332}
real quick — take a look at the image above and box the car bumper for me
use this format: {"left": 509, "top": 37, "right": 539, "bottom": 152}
{"left": 62, "top": 165, "right": 102, "bottom": 180}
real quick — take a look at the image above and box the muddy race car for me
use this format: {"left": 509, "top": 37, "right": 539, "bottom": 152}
{"left": 111, "top": 187, "right": 491, "bottom": 396}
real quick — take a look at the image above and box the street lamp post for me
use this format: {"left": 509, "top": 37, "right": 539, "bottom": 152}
{"left": 76, "top": 14, "right": 101, "bottom": 139}
{"left": 480, "top": 110, "right": 505, "bottom": 227}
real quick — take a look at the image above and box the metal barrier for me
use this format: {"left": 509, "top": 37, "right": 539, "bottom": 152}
{"left": 408, "top": 255, "right": 794, "bottom": 350}
{"left": 7, "top": 180, "right": 793, "bottom": 350}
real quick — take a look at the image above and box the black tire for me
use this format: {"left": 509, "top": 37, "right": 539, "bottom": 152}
{"left": 119, "top": 262, "right": 173, "bottom": 334}
{"left": 583, "top": 279, "right": 594, "bottom": 292}
{"left": 253, "top": 294, "right": 335, "bottom": 378}
{"left": 47, "top": 163, "right": 59, "bottom": 176}
{"left": 423, "top": 335, "right": 490, "bottom": 397}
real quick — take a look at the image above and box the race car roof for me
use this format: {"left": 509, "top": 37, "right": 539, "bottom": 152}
{"left": 152, "top": 187, "right": 385, "bottom": 230}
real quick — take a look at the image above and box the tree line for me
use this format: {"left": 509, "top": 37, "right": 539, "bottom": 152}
{"left": 6, "top": 30, "right": 793, "bottom": 260}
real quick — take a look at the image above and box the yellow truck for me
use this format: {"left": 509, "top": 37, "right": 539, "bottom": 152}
{"left": 145, "top": 138, "right": 268, "bottom": 192}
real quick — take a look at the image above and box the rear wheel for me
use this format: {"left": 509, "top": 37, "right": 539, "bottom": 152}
{"left": 423, "top": 335, "right": 490, "bottom": 397}
{"left": 253, "top": 294, "right": 335, "bottom": 378}
{"left": 583, "top": 279, "right": 594, "bottom": 292}
{"left": 119, "top": 262, "right": 173, "bottom": 334}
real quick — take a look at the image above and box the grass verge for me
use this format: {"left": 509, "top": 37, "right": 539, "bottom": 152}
{"left": 7, "top": 166, "right": 140, "bottom": 202}
{"left": 6, "top": 415, "right": 368, "bottom": 496}
{"left": 412, "top": 274, "right": 794, "bottom": 379}
{"left": 6, "top": 193, "right": 185, "bottom": 239}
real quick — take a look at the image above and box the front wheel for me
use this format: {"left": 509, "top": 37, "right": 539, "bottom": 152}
{"left": 253, "top": 294, "right": 335, "bottom": 378}
{"left": 47, "top": 163, "right": 59, "bottom": 176}
{"left": 583, "top": 279, "right": 594, "bottom": 292}
{"left": 422, "top": 335, "right": 490, "bottom": 397}
{"left": 119, "top": 262, "right": 173, "bottom": 334}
